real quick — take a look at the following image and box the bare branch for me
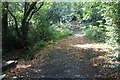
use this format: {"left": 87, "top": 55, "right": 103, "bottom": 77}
{"left": 23, "top": 2, "right": 37, "bottom": 22}
{"left": 35, "top": 2, "right": 44, "bottom": 13}
{"left": 27, "top": 2, "right": 44, "bottom": 22}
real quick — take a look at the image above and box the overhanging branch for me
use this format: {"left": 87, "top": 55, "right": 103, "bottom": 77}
{"left": 22, "top": 2, "right": 37, "bottom": 22}
{"left": 27, "top": 2, "right": 44, "bottom": 22}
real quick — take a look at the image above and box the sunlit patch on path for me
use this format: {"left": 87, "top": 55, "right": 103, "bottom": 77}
{"left": 71, "top": 43, "right": 112, "bottom": 51}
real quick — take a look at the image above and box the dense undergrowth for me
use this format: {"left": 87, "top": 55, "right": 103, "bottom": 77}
{"left": 27, "top": 23, "right": 72, "bottom": 59}
{"left": 79, "top": 2, "right": 120, "bottom": 62}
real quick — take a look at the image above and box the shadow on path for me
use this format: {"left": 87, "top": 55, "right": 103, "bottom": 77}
{"left": 18, "top": 33, "right": 112, "bottom": 78}
{"left": 21, "top": 48, "right": 103, "bottom": 78}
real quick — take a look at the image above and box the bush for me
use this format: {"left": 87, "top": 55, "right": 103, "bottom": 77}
{"left": 27, "top": 21, "right": 72, "bottom": 53}
{"left": 82, "top": 25, "right": 106, "bottom": 42}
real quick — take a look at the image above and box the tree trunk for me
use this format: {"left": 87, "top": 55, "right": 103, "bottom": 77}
{"left": 21, "top": 21, "right": 29, "bottom": 48}
{"left": 2, "top": 2, "right": 9, "bottom": 53}
{"left": 21, "top": 2, "right": 42, "bottom": 48}
{"left": 116, "top": 2, "right": 120, "bottom": 61}
{"left": 2, "top": 2, "right": 8, "bottom": 43}
{"left": 21, "top": 2, "right": 37, "bottom": 47}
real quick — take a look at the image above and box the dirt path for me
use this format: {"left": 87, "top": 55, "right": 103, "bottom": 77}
{"left": 5, "top": 33, "right": 117, "bottom": 79}
{"left": 11, "top": 33, "right": 113, "bottom": 79}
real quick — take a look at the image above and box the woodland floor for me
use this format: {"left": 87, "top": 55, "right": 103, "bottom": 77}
{"left": 3, "top": 31, "right": 120, "bottom": 79}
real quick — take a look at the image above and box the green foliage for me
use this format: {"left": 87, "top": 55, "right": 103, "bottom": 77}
{"left": 45, "top": 2, "right": 83, "bottom": 24}
{"left": 2, "top": 2, "right": 120, "bottom": 61}
{"left": 82, "top": 25, "right": 106, "bottom": 42}
{"left": 27, "top": 22, "right": 72, "bottom": 53}
{"left": 80, "top": 2, "right": 119, "bottom": 45}
{"left": 25, "top": 9, "right": 72, "bottom": 54}
{"left": 50, "top": 23, "right": 73, "bottom": 40}
{"left": 81, "top": 2, "right": 107, "bottom": 42}
{"left": 79, "top": 2, "right": 120, "bottom": 61}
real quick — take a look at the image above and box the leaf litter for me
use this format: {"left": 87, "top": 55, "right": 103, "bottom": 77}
{"left": 4, "top": 34, "right": 120, "bottom": 79}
